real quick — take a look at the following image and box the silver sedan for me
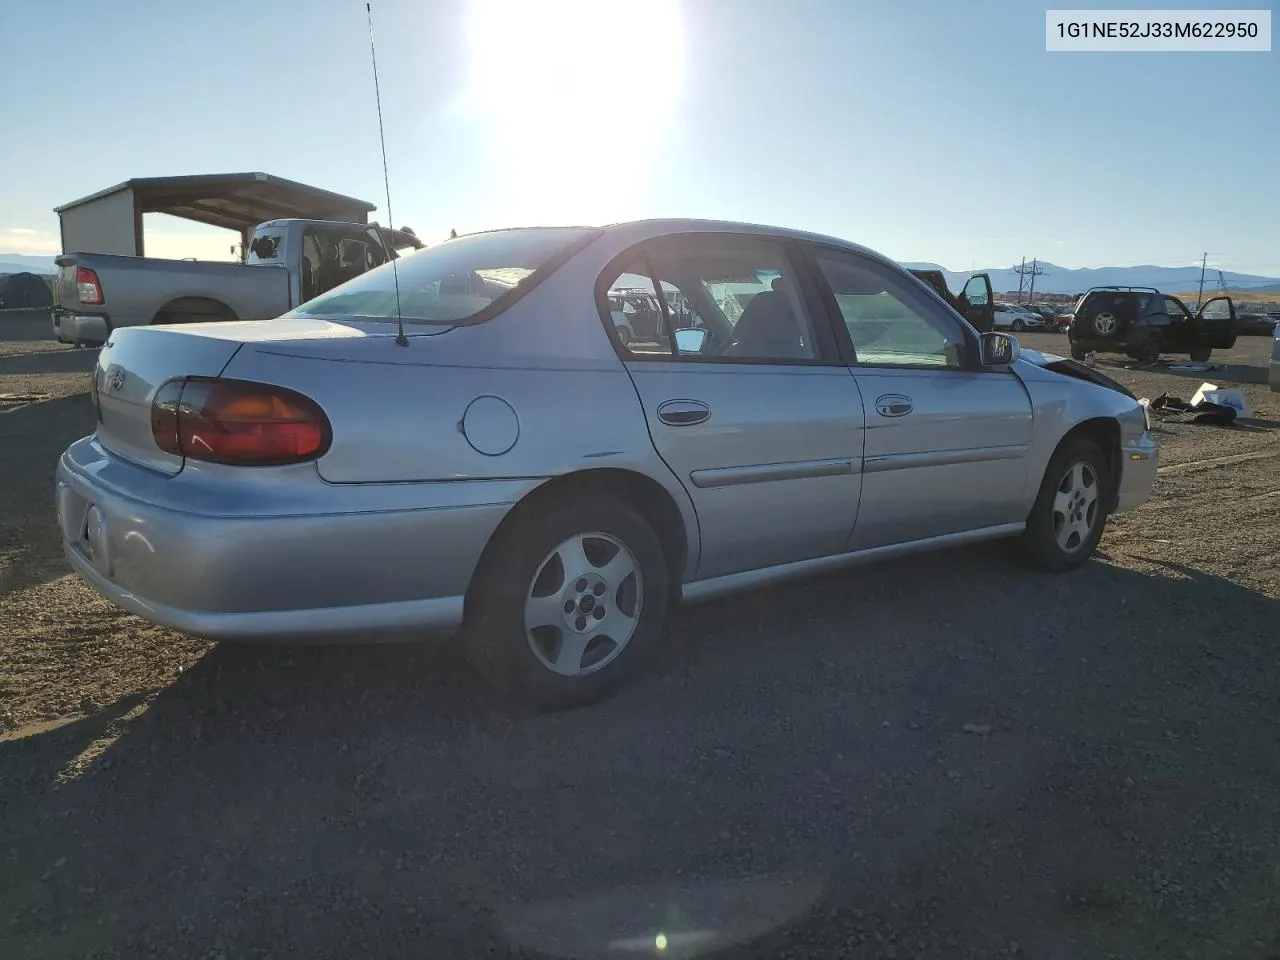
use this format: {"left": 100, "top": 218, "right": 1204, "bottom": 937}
{"left": 56, "top": 219, "right": 1159, "bottom": 708}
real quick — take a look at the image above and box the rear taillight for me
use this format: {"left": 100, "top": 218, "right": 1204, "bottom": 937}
{"left": 76, "top": 266, "right": 103, "bottom": 305}
{"left": 151, "top": 378, "right": 330, "bottom": 466}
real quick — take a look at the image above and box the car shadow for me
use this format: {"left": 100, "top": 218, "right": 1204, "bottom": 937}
{"left": 3, "top": 544, "right": 1279, "bottom": 959}
{"left": 0, "top": 347, "right": 98, "bottom": 377}
{"left": 0, "top": 309, "right": 54, "bottom": 342}
{"left": 0, "top": 394, "right": 96, "bottom": 601}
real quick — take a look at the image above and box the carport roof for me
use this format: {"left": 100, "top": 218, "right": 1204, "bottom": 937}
{"left": 53, "top": 173, "right": 377, "bottom": 232}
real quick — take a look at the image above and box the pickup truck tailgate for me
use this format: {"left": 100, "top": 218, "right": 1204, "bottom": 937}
{"left": 93, "top": 327, "right": 244, "bottom": 475}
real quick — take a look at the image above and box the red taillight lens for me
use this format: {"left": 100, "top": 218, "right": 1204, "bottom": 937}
{"left": 76, "top": 266, "right": 103, "bottom": 305}
{"left": 150, "top": 378, "right": 330, "bottom": 466}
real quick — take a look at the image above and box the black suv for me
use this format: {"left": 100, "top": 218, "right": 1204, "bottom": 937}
{"left": 1067, "top": 286, "right": 1237, "bottom": 364}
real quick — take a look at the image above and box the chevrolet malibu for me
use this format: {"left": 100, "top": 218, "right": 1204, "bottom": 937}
{"left": 56, "top": 219, "right": 1159, "bottom": 708}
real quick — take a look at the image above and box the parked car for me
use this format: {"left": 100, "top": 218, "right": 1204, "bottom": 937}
{"left": 52, "top": 219, "right": 423, "bottom": 346}
{"left": 1026, "top": 305, "right": 1069, "bottom": 332}
{"left": 56, "top": 219, "right": 1158, "bottom": 709}
{"left": 993, "top": 303, "right": 1046, "bottom": 332}
{"left": 1067, "top": 286, "right": 1236, "bottom": 364}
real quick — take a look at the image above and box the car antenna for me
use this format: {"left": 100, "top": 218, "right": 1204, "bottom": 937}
{"left": 366, "top": 2, "right": 408, "bottom": 347}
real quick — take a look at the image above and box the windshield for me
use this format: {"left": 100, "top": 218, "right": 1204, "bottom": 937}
{"left": 290, "top": 227, "right": 597, "bottom": 324}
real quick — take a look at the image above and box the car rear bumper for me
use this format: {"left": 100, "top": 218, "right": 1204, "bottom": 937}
{"left": 55, "top": 437, "right": 534, "bottom": 643}
{"left": 52, "top": 309, "right": 110, "bottom": 344}
{"left": 1116, "top": 431, "right": 1158, "bottom": 512}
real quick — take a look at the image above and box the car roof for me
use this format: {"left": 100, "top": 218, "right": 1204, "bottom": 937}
{"left": 463, "top": 218, "right": 900, "bottom": 270}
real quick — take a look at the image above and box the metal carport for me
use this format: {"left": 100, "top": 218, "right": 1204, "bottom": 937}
{"left": 54, "top": 173, "right": 377, "bottom": 258}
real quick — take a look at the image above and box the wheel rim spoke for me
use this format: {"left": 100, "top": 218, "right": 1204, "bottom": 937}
{"left": 598, "top": 548, "right": 637, "bottom": 588}
{"left": 524, "top": 592, "right": 567, "bottom": 632}
{"left": 552, "top": 630, "right": 594, "bottom": 674}
{"left": 555, "top": 534, "right": 595, "bottom": 586}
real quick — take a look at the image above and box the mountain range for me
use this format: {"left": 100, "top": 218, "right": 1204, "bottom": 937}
{"left": 901, "top": 261, "right": 1280, "bottom": 296}
{"left": 0, "top": 254, "right": 58, "bottom": 274}
{"left": 3, "top": 251, "right": 1278, "bottom": 296}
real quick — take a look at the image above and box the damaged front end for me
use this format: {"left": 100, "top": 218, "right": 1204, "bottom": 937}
{"left": 1018, "top": 348, "right": 1136, "bottom": 400}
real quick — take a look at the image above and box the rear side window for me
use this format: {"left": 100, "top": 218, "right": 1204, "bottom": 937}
{"left": 292, "top": 227, "right": 597, "bottom": 325}
{"left": 1081, "top": 292, "right": 1145, "bottom": 315}
{"left": 247, "top": 233, "right": 283, "bottom": 263}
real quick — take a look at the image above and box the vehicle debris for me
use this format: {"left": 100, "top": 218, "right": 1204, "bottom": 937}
{"left": 1148, "top": 393, "right": 1238, "bottom": 426}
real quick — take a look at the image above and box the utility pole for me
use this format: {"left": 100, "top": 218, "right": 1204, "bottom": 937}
{"left": 1195, "top": 252, "right": 1208, "bottom": 310}
{"left": 1013, "top": 257, "right": 1046, "bottom": 304}
{"left": 1028, "top": 258, "right": 1044, "bottom": 302}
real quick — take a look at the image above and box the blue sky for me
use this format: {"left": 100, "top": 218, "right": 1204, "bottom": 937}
{"left": 1, "top": 0, "right": 1277, "bottom": 274}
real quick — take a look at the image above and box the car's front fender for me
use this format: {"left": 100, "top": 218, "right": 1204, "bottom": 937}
{"left": 1014, "top": 354, "right": 1153, "bottom": 510}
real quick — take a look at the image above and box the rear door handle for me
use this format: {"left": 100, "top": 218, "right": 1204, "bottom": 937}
{"left": 875, "top": 394, "right": 914, "bottom": 418}
{"left": 657, "top": 399, "right": 711, "bottom": 426}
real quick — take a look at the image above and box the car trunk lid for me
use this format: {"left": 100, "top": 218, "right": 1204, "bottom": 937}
{"left": 92, "top": 318, "right": 412, "bottom": 475}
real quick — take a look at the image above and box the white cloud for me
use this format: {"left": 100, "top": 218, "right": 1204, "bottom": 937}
{"left": 8, "top": 227, "right": 39, "bottom": 235}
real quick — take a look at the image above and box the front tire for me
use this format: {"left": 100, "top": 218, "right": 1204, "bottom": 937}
{"left": 1070, "top": 342, "right": 1088, "bottom": 361}
{"left": 1189, "top": 347, "right": 1211, "bottom": 363}
{"left": 1011, "top": 319, "right": 1025, "bottom": 332}
{"left": 466, "top": 497, "right": 671, "bottom": 710}
{"left": 1021, "top": 437, "right": 1110, "bottom": 573}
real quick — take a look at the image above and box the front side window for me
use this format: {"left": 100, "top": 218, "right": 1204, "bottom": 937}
{"left": 292, "top": 227, "right": 596, "bottom": 325}
{"left": 809, "top": 248, "right": 966, "bottom": 368}
{"left": 961, "top": 274, "right": 989, "bottom": 307}
{"left": 1163, "top": 295, "right": 1192, "bottom": 320}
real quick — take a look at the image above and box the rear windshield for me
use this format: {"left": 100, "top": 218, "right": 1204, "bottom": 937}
{"left": 289, "top": 227, "right": 597, "bottom": 325}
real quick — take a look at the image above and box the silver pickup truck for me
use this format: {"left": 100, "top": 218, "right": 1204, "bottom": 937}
{"left": 52, "top": 218, "right": 422, "bottom": 345}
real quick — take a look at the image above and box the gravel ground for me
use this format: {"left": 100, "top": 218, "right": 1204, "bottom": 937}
{"left": 2, "top": 315, "right": 1279, "bottom": 960}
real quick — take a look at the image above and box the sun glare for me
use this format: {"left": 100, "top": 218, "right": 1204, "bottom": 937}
{"left": 462, "top": 0, "right": 684, "bottom": 224}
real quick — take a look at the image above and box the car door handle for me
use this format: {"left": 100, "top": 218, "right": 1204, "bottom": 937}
{"left": 874, "top": 394, "right": 914, "bottom": 418}
{"left": 657, "top": 399, "right": 711, "bottom": 426}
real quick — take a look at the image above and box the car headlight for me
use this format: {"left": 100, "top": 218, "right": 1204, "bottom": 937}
{"left": 1117, "top": 401, "right": 1150, "bottom": 437}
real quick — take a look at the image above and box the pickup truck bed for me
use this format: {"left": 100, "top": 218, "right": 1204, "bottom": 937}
{"left": 53, "top": 253, "right": 291, "bottom": 345}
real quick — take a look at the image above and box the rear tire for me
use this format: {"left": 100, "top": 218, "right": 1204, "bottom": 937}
{"left": 1020, "top": 436, "right": 1110, "bottom": 573}
{"left": 466, "top": 496, "right": 671, "bottom": 710}
{"left": 1189, "top": 347, "right": 1211, "bottom": 363}
{"left": 1134, "top": 335, "right": 1162, "bottom": 365}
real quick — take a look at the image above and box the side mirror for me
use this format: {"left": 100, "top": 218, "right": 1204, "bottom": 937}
{"left": 979, "top": 331, "right": 1020, "bottom": 367}
{"left": 674, "top": 327, "right": 708, "bottom": 355}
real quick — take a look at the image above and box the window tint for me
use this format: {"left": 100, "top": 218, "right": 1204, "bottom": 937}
{"left": 644, "top": 236, "right": 820, "bottom": 362}
{"left": 293, "top": 227, "right": 595, "bottom": 325}
{"left": 811, "top": 251, "right": 965, "bottom": 368}
{"left": 1163, "top": 296, "right": 1191, "bottom": 319}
